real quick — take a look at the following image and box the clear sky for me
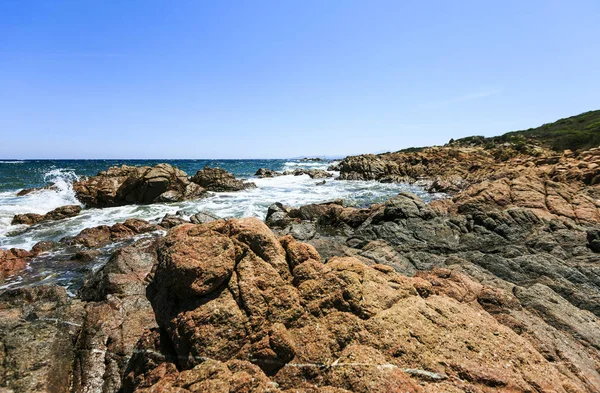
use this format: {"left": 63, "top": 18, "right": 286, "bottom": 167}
{"left": 1, "top": 1, "right": 599, "bottom": 159}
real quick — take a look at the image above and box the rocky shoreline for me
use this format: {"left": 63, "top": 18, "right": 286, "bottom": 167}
{"left": 2, "top": 112, "right": 600, "bottom": 392}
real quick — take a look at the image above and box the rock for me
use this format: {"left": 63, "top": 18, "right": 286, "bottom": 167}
{"left": 10, "top": 213, "right": 44, "bottom": 225}
{"left": 587, "top": 229, "right": 600, "bottom": 252}
{"left": 0, "top": 248, "right": 33, "bottom": 278}
{"left": 316, "top": 180, "right": 327, "bottom": 185}
{"left": 286, "top": 168, "right": 334, "bottom": 179}
{"left": 31, "top": 240, "right": 60, "bottom": 254}
{"left": 160, "top": 213, "right": 189, "bottom": 229}
{"left": 191, "top": 166, "right": 257, "bottom": 192}
{"left": 62, "top": 218, "right": 161, "bottom": 248}
{"left": 300, "top": 157, "right": 324, "bottom": 162}
{"left": 129, "top": 218, "right": 576, "bottom": 392}
{"left": 72, "top": 239, "right": 159, "bottom": 393}
{"left": 255, "top": 168, "right": 282, "bottom": 178}
{"left": 0, "top": 285, "right": 85, "bottom": 393}
{"left": 189, "top": 211, "right": 219, "bottom": 224}
{"left": 73, "top": 163, "right": 206, "bottom": 207}
{"left": 16, "top": 183, "right": 58, "bottom": 196}
{"left": 12, "top": 205, "right": 82, "bottom": 226}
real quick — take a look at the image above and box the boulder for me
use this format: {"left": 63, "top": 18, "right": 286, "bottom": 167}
{"left": 255, "top": 168, "right": 282, "bottom": 178}
{"left": 73, "top": 164, "right": 206, "bottom": 207}
{"left": 11, "top": 205, "right": 82, "bottom": 225}
{"left": 0, "top": 248, "right": 33, "bottom": 279}
{"left": 191, "top": 166, "right": 256, "bottom": 192}
{"left": 16, "top": 183, "right": 58, "bottom": 196}
{"left": 61, "top": 218, "right": 161, "bottom": 248}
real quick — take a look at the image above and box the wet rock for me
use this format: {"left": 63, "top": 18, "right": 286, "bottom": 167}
{"left": 160, "top": 213, "right": 189, "bottom": 229}
{"left": 315, "top": 180, "right": 327, "bottom": 185}
{"left": 286, "top": 168, "right": 333, "bottom": 179}
{"left": 255, "top": 168, "right": 282, "bottom": 178}
{"left": 12, "top": 205, "right": 81, "bottom": 225}
{"left": 62, "top": 218, "right": 161, "bottom": 248}
{"left": 31, "top": 240, "right": 60, "bottom": 254}
{"left": 189, "top": 211, "right": 219, "bottom": 224}
{"left": 16, "top": 183, "right": 58, "bottom": 196}
{"left": 191, "top": 166, "right": 256, "bottom": 192}
{"left": 73, "top": 163, "right": 206, "bottom": 208}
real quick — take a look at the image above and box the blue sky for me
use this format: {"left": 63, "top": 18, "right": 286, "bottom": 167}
{"left": 1, "top": 1, "right": 599, "bottom": 159}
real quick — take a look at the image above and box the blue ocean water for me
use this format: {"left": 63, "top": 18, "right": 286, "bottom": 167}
{"left": 0, "top": 159, "right": 293, "bottom": 192}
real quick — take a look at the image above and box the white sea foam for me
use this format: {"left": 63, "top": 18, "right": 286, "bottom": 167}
{"left": 0, "top": 169, "right": 443, "bottom": 251}
{"left": 282, "top": 160, "right": 334, "bottom": 171}
{"left": 0, "top": 160, "right": 25, "bottom": 164}
{"left": 0, "top": 168, "right": 82, "bottom": 241}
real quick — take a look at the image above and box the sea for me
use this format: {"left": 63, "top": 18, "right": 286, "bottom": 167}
{"left": 0, "top": 158, "right": 443, "bottom": 293}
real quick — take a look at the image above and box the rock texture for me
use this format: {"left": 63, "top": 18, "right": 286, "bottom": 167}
{"left": 191, "top": 166, "right": 256, "bottom": 192}
{"left": 73, "top": 164, "right": 205, "bottom": 207}
{"left": 118, "top": 218, "right": 590, "bottom": 392}
{"left": 267, "top": 193, "right": 600, "bottom": 391}
{"left": 255, "top": 168, "right": 282, "bottom": 178}
{"left": 337, "top": 144, "right": 600, "bottom": 225}
{"left": 0, "top": 286, "right": 85, "bottom": 393}
{"left": 61, "top": 218, "right": 161, "bottom": 249}
{"left": 0, "top": 239, "right": 159, "bottom": 393}
{"left": 0, "top": 248, "right": 33, "bottom": 278}
{"left": 11, "top": 205, "right": 82, "bottom": 225}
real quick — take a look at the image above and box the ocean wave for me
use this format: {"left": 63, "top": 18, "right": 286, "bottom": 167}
{"left": 0, "top": 168, "right": 82, "bottom": 241}
{"left": 0, "top": 160, "right": 25, "bottom": 164}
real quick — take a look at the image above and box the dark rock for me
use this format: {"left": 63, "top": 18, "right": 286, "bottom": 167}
{"left": 189, "top": 211, "right": 219, "bottom": 224}
{"left": 159, "top": 213, "right": 189, "bottom": 229}
{"left": 16, "top": 183, "right": 58, "bottom": 196}
{"left": 73, "top": 163, "right": 206, "bottom": 208}
{"left": 191, "top": 166, "right": 256, "bottom": 192}
{"left": 31, "top": 240, "right": 60, "bottom": 254}
{"left": 0, "top": 285, "right": 85, "bottom": 393}
{"left": 255, "top": 168, "right": 282, "bottom": 178}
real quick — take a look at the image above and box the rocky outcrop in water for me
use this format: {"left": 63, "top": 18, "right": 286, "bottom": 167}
{"left": 11, "top": 205, "right": 82, "bottom": 225}
{"left": 191, "top": 166, "right": 256, "bottom": 192}
{"left": 73, "top": 164, "right": 206, "bottom": 208}
{"left": 61, "top": 218, "right": 161, "bottom": 249}
{"left": 16, "top": 183, "right": 59, "bottom": 196}
{"left": 255, "top": 168, "right": 282, "bottom": 178}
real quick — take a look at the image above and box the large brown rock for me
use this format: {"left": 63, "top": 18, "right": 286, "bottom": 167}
{"left": 190, "top": 166, "right": 256, "bottom": 192}
{"left": 123, "top": 218, "right": 579, "bottom": 392}
{"left": 73, "top": 164, "right": 206, "bottom": 207}
{"left": 11, "top": 205, "right": 82, "bottom": 225}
